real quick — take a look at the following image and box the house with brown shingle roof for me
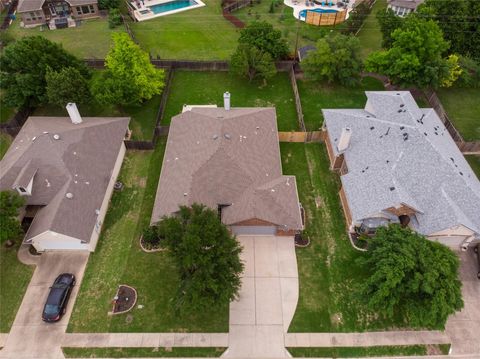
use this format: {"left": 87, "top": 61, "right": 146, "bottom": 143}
{"left": 0, "top": 110, "right": 129, "bottom": 251}
{"left": 151, "top": 101, "right": 303, "bottom": 236}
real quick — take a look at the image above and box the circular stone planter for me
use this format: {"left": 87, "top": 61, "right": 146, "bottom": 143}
{"left": 139, "top": 235, "right": 167, "bottom": 253}
{"left": 295, "top": 233, "right": 310, "bottom": 247}
{"left": 109, "top": 285, "right": 137, "bottom": 316}
{"left": 114, "top": 181, "right": 124, "bottom": 191}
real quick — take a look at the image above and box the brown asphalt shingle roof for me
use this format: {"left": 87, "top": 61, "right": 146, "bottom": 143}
{"left": 0, "top": 116, "right": 129, "bottom": 243}
{"left": 151, "top": 107, "right": 303, "bottom": 231}
{"left": 17, "top": 0, "right": 97, "bottom": 13}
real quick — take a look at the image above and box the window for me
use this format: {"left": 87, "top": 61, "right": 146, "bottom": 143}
{"left": 29, "top": 12, "right": 37, "bottom": 20}
{"left": 89, "top": 4, "right": 94, "bottom": 12}
{"left": 81, "top": 5, "right": 90, "bottom": 13}
{"left": 76, "top": 6, "right": 81, "bottom": 12}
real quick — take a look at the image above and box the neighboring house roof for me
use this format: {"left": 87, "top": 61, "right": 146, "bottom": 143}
{"left": 298, "top": 45, "right": 316, "bottom": 62}
{"left": 17, "top": 0, "right": 96, "bottom": 13}
{"left": 151, "top": 107, "right": 303, "bottom": 231}
{"left": 387, "top": 0, "right": 423, "bottom": 10}
{"left": 323, "top": 91, "right": 480, "bottom": 237}
{"left": 0, "top": 116, "right": 129, "bottom": 243}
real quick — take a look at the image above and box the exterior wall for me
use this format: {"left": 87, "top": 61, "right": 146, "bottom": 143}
{"left": 324, "top": 131, "right": 344, "bottom": 170}
{"left": 339, "top": 186, "right": 353, "bottom": 231}
{"left": 20, "top": 10, "right": 45, "bottom": 27}
{"left": 387, "top": 4, "right": 414, "bottom": 16}
{"left": 71, "top": 2, "right": 99, "bottom": 19}
{"left": 428, "top": 225, "right": 475, "bottom": 250}
{"left": 87, "top": 142, "right": 126, "bottom": 252}
{"left": 31, "top": 230, "right": 88, "bottom": 251}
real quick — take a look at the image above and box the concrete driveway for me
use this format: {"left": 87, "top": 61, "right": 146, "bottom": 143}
{"left": 445, "top": 249, "right": 480, "bottom": 355}
{"left": 0, "top": 251, "right": 89, "bottom": 359}
{"left": 223, "top": 235, "right": 298, "bottom": 358}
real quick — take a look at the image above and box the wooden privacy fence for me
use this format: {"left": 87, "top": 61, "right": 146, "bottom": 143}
{"left": 289, "top": 66, "right": 306, "bottom": 132}
{"left": 305, "top": 9, "right": 347, "bottom": 27}
{"left": 223, "top": 0, "right": 251, "bottom": 13}
{"left": 456, "top": 142, "right": 480, "bottom": 154}
{"left": 278, "top": 131, "right": 324, "bottom": 143}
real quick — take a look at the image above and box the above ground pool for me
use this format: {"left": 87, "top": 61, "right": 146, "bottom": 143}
{"left": 299, "top": 8, "right": 338, "bottom": 18}
{"left": 148, "top": 0, "right": 198, "bottom": 14}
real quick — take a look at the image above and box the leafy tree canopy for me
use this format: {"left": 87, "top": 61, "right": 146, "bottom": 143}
{"left": 91, "top": 33, "right": 165, "bottom": 106}
{"left": 358, "top": 225, "right": 463, "bottom": 329}
{"left": 0, "top": 36, "right": 89, "bottom": 108}
{"left": 238, "top": 21, "right": 289, "bottom": 60}
{"left": 302, "top": 34, "right": 362, "bottom": 87}
{"left": 46, "top": 67, "right": 91, "bottom": 107}
{"left": 376, "top": 8, "right": 403, "bottom": 48}
{"left": 230, "top": 44, "right": 276, "bottom": 82}
{"left": 98, "top": 0, "right": 120, "bottom": 9}
{"left": 158, "top": 204, "right": 243, "bottom": 313}
{"left": 365, "top": 16, "right": 461, "bottom": 88}
{"left": 0, "top": 191, "right": 25, "bottom": 244}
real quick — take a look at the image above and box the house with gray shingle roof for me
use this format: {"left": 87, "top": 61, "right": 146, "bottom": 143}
{"left": 387, "top": 0, "right": 424, "bottom": 16}
{"left": 0, "top": 113, "right": 129, "bottom": 252}
{"left": 323, "top": 91, "right": 480, "bottom": 250}
{"left": 151, "top": 101, "right": 304, "bottom": 236}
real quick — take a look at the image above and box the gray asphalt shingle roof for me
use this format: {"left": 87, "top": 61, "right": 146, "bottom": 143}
{"left": 323, "top": 91, "right": 480, "bottom": 237}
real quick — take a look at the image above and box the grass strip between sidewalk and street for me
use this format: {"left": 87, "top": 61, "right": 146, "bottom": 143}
{"left": 62, "top": 347, "right": 226, "bottom": 358}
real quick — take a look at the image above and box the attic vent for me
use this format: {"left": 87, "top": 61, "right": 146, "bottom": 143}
{"left": 224, "top": 133, "right": 231, "bottom": 140}
{"left": 389, "top": 187, "right": 395, "bottom": 191}
{"left": 396, "top": 93, "right": 401, "bottom": 95}
{"left": 32, "top": 136, "right": 37, "bottom": 142}
{"left": 66, "top": 192, "right": 74, "bottom": 199}
{"left": 400, "top": 104, "right": 404, "bottom": 108}
{"left": 397, "top": 109, "right": 402, "bottom": 113}
{"left": 213, "top": 134, "right": 219, "bottom": 140}
{"left": 53, "top": 134, "right": 60, "bottom": 140}
{"left": 370, "top": 126, "right": 375, "bottom": 130}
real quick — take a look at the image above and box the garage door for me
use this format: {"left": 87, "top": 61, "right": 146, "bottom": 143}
{"left": 431, "top": 236, "right": 466, "bottom": 249}
{"left": 230, "top": 226, "right": 277, "bottom": 235}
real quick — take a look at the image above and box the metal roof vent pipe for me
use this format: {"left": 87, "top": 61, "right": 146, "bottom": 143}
{"left": 66, "top": 103, "right": 82, "bottom": 124}
{"left": 224, "top": 92, "right": 231, "bottom": 111}
{"left": 337, "top": 127, "right": 352, "bottom": 153}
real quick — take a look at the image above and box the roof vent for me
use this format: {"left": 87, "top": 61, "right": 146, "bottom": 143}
{"left": 66, "top": 192, "right": 74, "bottom": 199}
{"left": 224, "top": 92, "right": 231, "bottom": 111}
{"left": 213, "top": 134, "right": 219, "bottom": 140}
{"left": 66, "top": 103, "right": 83, "bottom": 124}
{"left": 183, "top": 192, "right": 188, "bottom": 196}
{"left": 337, "top": 127, "right": 352, "bottom": 153}
{"left": 224, "top": 133, "right": 231, "bottom": 140}
{"left": 53, "top": 134, "right": 60, "bottom": 140}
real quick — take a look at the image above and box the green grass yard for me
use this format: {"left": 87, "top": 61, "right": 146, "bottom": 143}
{"left": 62, "top": 347, "right": 226, "bottom": 357}
{"left": 6, "top": 18, "right": 123, "bottom": 58}
{"left": 68, "top": 141, "right": 229, "bottom": 333}
{"left": 129, "top": 0, "right": 239, "bottom": 60}
{"left": 162, "top": 71, "right": 299, "bottom": 131}
{"left": 281, "top": 143, "right": 412, "bottom": 332}
{"left": 466, "top": 156, "right": 480, "bottom": 180}
{"left": 297, "top": 76, "right": 384, "bottom": 131}
{"left": 356, "top": 0, "right": 386, "bottom": 59}
{"left": 0, "top": 241, "right": 35, "bottom": 332}
{"left": 436, "top": 88, "right": 480, "bottom": 141}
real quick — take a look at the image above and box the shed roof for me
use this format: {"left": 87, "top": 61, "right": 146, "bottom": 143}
{"left": 17, "top": 0, "right": 97, "bottom": 12}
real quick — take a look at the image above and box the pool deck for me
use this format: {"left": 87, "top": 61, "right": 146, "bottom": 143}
{"left": 129, "top": 0, "right": 206, "bottom": 22}
{"left": 283, "top": 0, "right": 353, "bottom": 19}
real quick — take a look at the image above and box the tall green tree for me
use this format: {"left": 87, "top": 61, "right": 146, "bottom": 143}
{"left": 376, "top": 8, "right": 403, "bottom": 48}
{"left": 365, "top": 16, "right": 460, "bottom": 88}
{"left": 158, "top": 204, "right": 243, "bottom": 312}
{"left": 238, "top": 21, "right": 289, "bottom": 60}
{"left": 46, "top": 67, "right": 91, "bottom": 107}
{"left": 418, "top": 0, "right": 480, "bottom": 60}
{"left": 0, "top": 36, "right": 89, "bottom": 108}
{"left": 358, "top": 225, "right": 463, "bottom": 329}
{"left": 230, "top": 44, "right": 276, "bottom": 82}
{"left": 0, "top": 191, "right": 25, "bottom": 245}
{"left": 302, "top": 34, "right": 362, "bottom": 86}
{"left": 91, "top": 33, "right": 165, "bottom": 106}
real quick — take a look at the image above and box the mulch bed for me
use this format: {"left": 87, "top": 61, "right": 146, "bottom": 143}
{"left": 295, "top": 233, "right": 310, "bottom": 247}
{"left": 111, "top": 285, "right": 137, "bottom": 315}
{"left": 139, "top": 236, "right": 166, "bottom": 252}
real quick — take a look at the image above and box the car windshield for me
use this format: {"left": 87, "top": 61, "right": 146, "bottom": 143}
{"left": 44, "top": 304, "right": 59, "bottom": 315}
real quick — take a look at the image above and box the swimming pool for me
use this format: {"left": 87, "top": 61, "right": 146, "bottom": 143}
{"left": 148, "top": 0, "right": 198, "bottom": 14}
{"left": 299, "top": 8, "right": 338, "bottom": 18}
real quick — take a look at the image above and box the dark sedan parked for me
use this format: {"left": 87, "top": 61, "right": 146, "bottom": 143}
{"left": 42, "top": 273, "right": 76, "bottom": 322}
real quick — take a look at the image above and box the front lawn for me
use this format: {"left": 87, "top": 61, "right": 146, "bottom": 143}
{"left": 68, "top": 141, "right": 229, "bottom": 333}
{"left": 63, "top": 347, "right": 226, "bottom": 357}
{"left": 297, "top": 76, "right": 385, "bottom": 131}
{"left": 6, "top": 18, "right": 123, "bottom": 58}
{"left": 357, "top": 0, "right": 387, "bottom": 59}
{"left": 162, "top": 71, "right": 299, "bottom": 131}
{"left": 0, "top": 133, "right": 13, "bottom": 160}
{"left": 436, "top": 88, "right": 480, "bottom": 141}
{"left": 466, "top": 155, "right": 480, "bottom": 180}
{"left": 129, "top": 0, "right": 238, "bottom": 60}
{"left": 281, "top": 143, "right": 411, "bottom": 332}
{"left": 0, "top": 241, "right": 35, "bottom": 332}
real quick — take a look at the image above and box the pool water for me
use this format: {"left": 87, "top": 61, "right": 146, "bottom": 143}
{"left": 299, "top": 8, "right": 338, "bottom": 18}
{"left": 149, "top": 0, "right": 197, "bottom": 14}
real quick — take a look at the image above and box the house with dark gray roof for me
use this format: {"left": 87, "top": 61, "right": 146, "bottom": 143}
{"left": 323, "top": 91, "right": 480, "bottom": 250}
{"left": 0, "top": 111, "right": 129, "bottom": 251}
{"left": 151, "top": 99, "right": 304, "bottom": 236}
{"left": 17, "top": 0, "right": 99, "bottom": 29}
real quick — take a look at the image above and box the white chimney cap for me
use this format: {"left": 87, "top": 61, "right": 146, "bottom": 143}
{"left": 224, "top": 92, "right": 231, "bottom": 111}
{"left": 66, "top": 103, "right": 83, "bottom": 124}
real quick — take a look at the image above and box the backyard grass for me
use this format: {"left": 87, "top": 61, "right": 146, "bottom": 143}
{"left": 436, "top": 88, "right": 480, "bottom": 141}
{"left": 162, "top": 71, "right": 299, "bottom": 131}
{"left": 0, "top": 241, "right": 35, "bottom": 332}
{"left": 68, "top": 141, "right": 229, "bottom": 333}
{"left": 297, "top": 76, "right": 384, "bottom": 131}
{"left": 281, "top": 143, "right": 412, "bottom": 332}
{"left": 356, "top": 0, "right": 386, "bottom": 59}
{"left": 0, "top": 133, "right": 12, "bottom": 160}
{"left": 129, "top": 0, "right": 239, "bottom": 60}
{"left": 466, "top": 155, "right": 480, "bottom": 180}
{"left": 287, "top": 344, "right": 451, "bottom": 357}
{"left": 6, "top": 18, "right": 123, "bottom": 58}
{"left": 62, "top": 347, "right": 226, "bottom": 357}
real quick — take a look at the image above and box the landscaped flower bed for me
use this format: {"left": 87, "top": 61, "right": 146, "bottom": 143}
{"left": 110, "top": 285, "right": 137, "bottom": 315}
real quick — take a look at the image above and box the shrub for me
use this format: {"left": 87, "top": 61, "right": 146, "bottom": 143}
{"left": 108, "top": 8, "right": 123, "bottom": 28}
